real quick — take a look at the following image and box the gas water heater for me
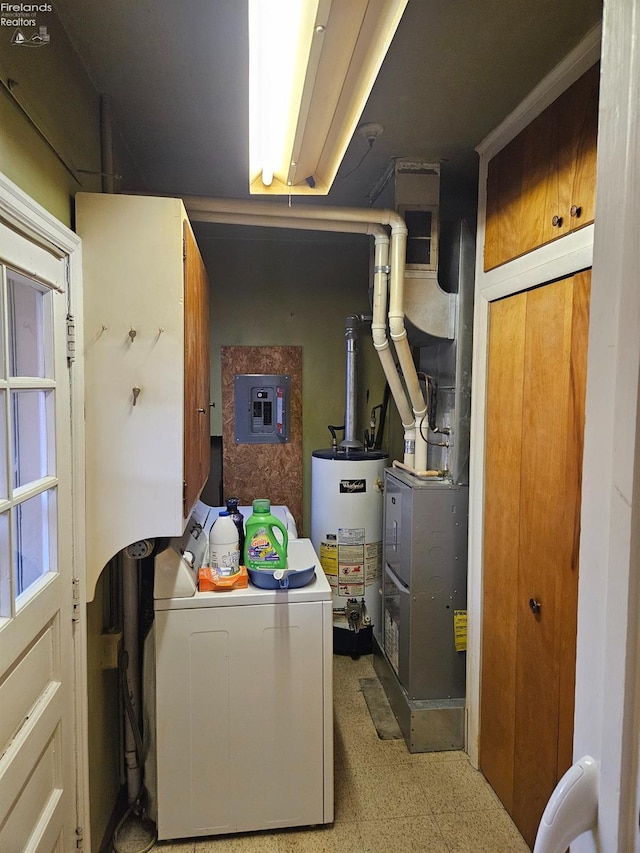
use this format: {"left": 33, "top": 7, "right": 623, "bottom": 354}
{"left": 311, "top": 314, "right": 388, "bottom": 655}
{"left": 311, "top": 449, "right": 387, "bottom": 655}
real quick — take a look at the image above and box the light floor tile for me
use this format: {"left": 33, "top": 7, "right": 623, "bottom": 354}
{"left": 334, "top": 692, "right": 382, "bottom": 733}
{"left": 333, "top": 764, "right": 358, "bottom": 824}
{"left": 154, "top": 654, "right": 529, "bottom": 853}
{"left": 409, "top": 760, "right": 504, "bottom": 815}
{"left": 335, "top": 720, "right": 383, "bottom": 758}
{"left": 436, "top": 809, "right": 530, "bottom": 852}
{"left": 276, "top": 822, "right": 363, "bottom": 852}
{"left": 348, "top": 763, "right": 432, "bottom": 821}
{"left": 357, "top": 815, "right": 451, "bottom": 853}
{"left": 403, "top": 748, "right": 468, "bottom": 765}
{"left": 340, "top": 732, "right": 410, "bottom": 771}
{"left": 195, "top": 830, "right": 281, "bottom": 852}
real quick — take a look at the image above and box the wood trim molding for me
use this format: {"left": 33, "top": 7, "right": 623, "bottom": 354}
{"left": 467, "top": 42, "right": 600, "bottom": 771}
{"left": 477, "top": 24, "right": 602, "bottom": 161}
{"left": 0, "top": 172, "right": 80, "bottom": 257}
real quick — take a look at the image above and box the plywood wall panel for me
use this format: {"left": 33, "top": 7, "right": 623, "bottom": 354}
{"left": 221, "top": 346, "right": 303, "bottom": 532}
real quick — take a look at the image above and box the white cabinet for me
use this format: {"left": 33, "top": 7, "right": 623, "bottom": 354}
{"left": 77, "top": 193, "right": 210, "bottom": 597}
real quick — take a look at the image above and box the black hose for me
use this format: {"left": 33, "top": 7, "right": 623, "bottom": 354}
{"left": 327, "top": 424, "right": 345, "bottom": 450}
{"left": 428, "top": 376, "right": 438, "bottom": 432}
{"left": 374, "top": 384, "right": 391, "bottom": 450}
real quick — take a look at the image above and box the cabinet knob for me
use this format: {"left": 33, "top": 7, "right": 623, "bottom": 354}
{"left": 552, "top": 215, "right": 563, "bottom": 227}
{"left": 570, "top": 204, "right": 582, "bottom": 218}
{"left": 529, "top": 598, "right": 542, "bottom": 615}
{"left": 198, "top": 407, "right": 206, "bottom": 413}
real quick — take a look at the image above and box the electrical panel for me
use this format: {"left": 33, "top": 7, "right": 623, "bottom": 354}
{"left": 234, "top": 374, "right": 290, "bottom": 444}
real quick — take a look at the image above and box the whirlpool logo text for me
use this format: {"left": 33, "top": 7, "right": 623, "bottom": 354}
{"left": 339, "top": 479, "right": 366, "bottom": 494}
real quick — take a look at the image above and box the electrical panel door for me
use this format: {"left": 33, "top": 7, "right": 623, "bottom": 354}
{"left": 234, "top": 373, "right": 290, "bottom": 444}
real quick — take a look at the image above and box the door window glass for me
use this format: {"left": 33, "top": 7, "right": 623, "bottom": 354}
{"left": 14, "top": 490, "right": 56, "bottom": 598}
{"left": 7, "top": 269, "right": 52, "bottom": 379}
{"left": 0, "top": 278, "right": 4, "bottom": 381}
{"left": 11, "top": 389, "right": 54, "bottom": 488}
{"left": 0, "top": 265, "right": 59, "bottom": 612}
{"left": 0, "top": 390, "right": 6, "bottom": 501}
{"left": 0, "top": 511, "right": 8, "bottom": 618}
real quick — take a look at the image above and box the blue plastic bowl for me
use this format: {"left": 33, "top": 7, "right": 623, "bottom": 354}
{"left": 247, "top": 565, "right": 316, "bottom": 590}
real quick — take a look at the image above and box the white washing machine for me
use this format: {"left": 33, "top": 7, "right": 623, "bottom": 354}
{"left": 148, "top": 502, "right": 334, "bottom": 841}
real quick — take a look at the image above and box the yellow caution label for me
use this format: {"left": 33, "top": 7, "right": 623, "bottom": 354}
{"left": 454, "top": 610, "right": 467, "bottom": 652}
{"left": 319, "top": 541, "right": 338, "bottom": 576}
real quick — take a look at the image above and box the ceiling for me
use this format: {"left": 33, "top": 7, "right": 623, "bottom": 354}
{"left": 54, "top": 0, "right": 602, "bottom": 213}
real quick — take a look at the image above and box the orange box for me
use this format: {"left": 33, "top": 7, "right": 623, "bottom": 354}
{"left": 198, "top": 565, "right": 248, "bottom": 592}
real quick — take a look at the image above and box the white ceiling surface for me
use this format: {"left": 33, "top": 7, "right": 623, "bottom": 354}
{"left": 54, "top": 0, "right": 602, "bottom": 210}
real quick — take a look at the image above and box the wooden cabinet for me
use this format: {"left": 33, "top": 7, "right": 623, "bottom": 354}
{"left": 77, "top": 192, "right": 210, "bottom": 596}
{"left": 183, "top": 220, "right": 211, "bottom": 514}
{"left": 480, "top": 272, "right": 590, "bottom": 848}
{"left": 484, "top": 63, "right": 599, "bottom": 271}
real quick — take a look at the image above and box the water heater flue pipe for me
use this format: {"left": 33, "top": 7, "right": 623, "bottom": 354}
{"left": 343, "top": 314, "right": 364, "bottom": 448}
{"left": 183, "top": 196, "right": 427, "bottom": 468}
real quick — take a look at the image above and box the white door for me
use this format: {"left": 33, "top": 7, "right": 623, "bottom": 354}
{"left": 0, "top": 219, "right": 77, "bottom": 852}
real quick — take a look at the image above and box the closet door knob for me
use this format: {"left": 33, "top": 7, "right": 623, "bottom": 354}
{"left": 529, "top": 598, "right": 542, "bottom": 614}
{"left": 552, "top": 215, "right": 563, "bottom": 227}
{"left": 570, "top": 204, "right": 582, "bottom": 218}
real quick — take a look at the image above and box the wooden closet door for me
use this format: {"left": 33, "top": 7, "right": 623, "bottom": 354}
{"left": 480, "top": 290, "right": 526, "bottom": 813}
{"left": 480, "top": 272, "right": 590, "bottom": 849}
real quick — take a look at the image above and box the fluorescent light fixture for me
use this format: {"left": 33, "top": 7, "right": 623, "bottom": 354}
{"left": 248, "top": 0, "right": 408, "bottom": 195}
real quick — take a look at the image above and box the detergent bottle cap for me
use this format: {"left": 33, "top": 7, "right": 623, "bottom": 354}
{"left": 252, "top": 499, "right": 271, "bottom": 513}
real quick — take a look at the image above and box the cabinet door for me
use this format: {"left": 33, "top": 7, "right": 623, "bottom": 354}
{"left": 183, "top": 219, "right": 210, "bottom": 516}
{"left": 485, "top": 108, "right": 561, "bottom": 268}
{"left": 480, "top": 272, "right": 590, "bottom": 848}
{"left": 485, "top": 132, "right": 525, "bottom": 270}
{"left": 484, "top": 64, "right": 599, "bottom": 271}
{"left": 521, "top": 103, "right": 566, "bottom": 246}
{"left": 555, "top": 62, "right": 599, "bottom": 232}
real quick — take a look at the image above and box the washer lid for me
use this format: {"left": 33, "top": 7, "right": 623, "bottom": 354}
{"left": 154, "top": 539, "right": 332, "bottom": 609}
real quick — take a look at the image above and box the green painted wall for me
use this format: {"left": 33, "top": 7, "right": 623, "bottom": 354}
{"left": 0, "top": 11, "right": 103, "bottom": 222}
{"left": 0, "top": 14, "right": 120, "bottom": 852}
{"left": 197, "top": 228, "right": 404, "bottom": 535}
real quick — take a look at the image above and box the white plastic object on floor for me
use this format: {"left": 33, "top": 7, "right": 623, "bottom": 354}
{"left": 533, "top": 755, "right": 599, "bottom": 853}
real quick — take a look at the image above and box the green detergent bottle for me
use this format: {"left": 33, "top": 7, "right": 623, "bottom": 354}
{"left": 244, "top": 499, "right": 288, "bottom": 570}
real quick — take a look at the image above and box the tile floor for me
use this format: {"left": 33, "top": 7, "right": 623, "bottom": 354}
{"left": 154, "top": 654, "right": 530, "bottom": 853}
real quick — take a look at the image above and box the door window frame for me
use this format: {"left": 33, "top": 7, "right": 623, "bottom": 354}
{"left": 0, "top": 171, "right": 89, "bottom": 850}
